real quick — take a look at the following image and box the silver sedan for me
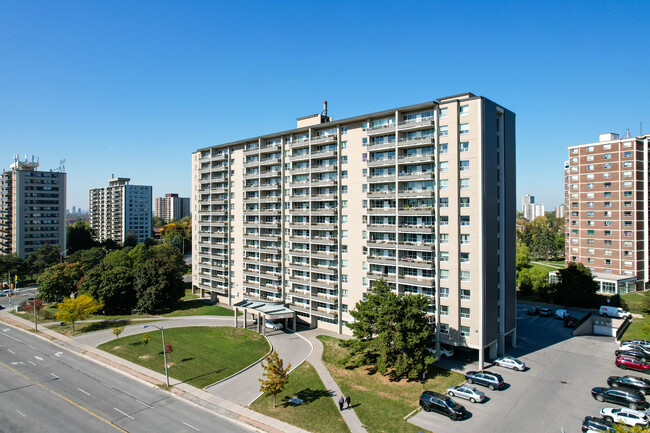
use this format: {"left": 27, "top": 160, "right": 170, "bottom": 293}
{"left": 446, "top": 385, "right": 485, "bottom": 403}
{"left": 494, "top": 356, "right": 526, "bottom": 371}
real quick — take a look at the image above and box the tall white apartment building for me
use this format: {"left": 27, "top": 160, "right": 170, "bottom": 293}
{"left": 154, "top": 193, "right": 190, "bottom": 222}
{"left": 89, "top": 177, "right": 152, "bottom": 245}
{"left": 522, "top": 195, "right": 545, "bottom": 221}
{"left": 192, "top": 93, "right": 517, "bottom": 365}
{"left": 0, "top": 157, "right": 66, "bottom": 258}
{"left": 565, "top": 132, "right": 650, "bottom": 293}
{"left": 555, "top": 204, "right": 566, "bottom": 219}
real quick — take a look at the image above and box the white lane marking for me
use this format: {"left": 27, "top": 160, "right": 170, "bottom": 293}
{"left": 136, "top": 399, "right": 153, "bottom": 408}
{"left": 50, "top": 373, "right": 59, "bottom": 379}
{"left": 27, "top": 361, "right": 36, "bottom": 366}
{"left": 34, "top": 356, "right": 43, "bottom": 361}
{"left": 28, "top": 345, "right": 37, "bottom": 350}
{"left": 15, "top": 409, "right": 26, "bottom": 417}
{"left": 78, "top": 388, "right": 93, "bottom": 397}
{"left": 11, "top": 362, "right": 24, "bottom": 365}
{"left": 8, "top": 349, "right": 15, "bottom": 354}
{"left": 114, "top": 407, "right": 134, "bottom": 420}
{"left": 55, "top": 352, "right": 63, "bottom": 357}
{"left": 182, "top": 422, "right": 200, "bottom": 431}
{"left": 2, "top": 333, "right": 21, "bottom": 342}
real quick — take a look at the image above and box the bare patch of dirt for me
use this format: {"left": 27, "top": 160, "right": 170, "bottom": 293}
{"left": 113, "top": 345, "right": 121, "bottom": 350}
{"left": 139, "top": 355, "right": 150, "bottom": 359}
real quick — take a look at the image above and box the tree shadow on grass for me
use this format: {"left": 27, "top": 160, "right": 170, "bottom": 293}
{"left": 280, "top": 388, "right": 333, "bottom": 407}
{"left": 82, "top": 319, "right": 130, "bottom": 333}
{"left": 183, "top": 368, "right": 226, "bottom": 385}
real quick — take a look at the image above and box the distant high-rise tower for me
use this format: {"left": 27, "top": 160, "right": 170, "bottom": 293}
{"left": 522, "top": 195, "right": 544, "bottom": 221}
{"left": 0, "top": 156, "right": 67, "bottom": 258}
{"left": 89, "top": 177, "right": 152, "bottom": 245}
{"left": 154, "top": 193, "right": 191, "bottom": 222}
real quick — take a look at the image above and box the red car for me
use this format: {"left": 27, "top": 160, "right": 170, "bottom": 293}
{"left": 564, "top": 316, "right": 578, "bottom": 328}
{"left": 617, "top": 356, "right": 650, "bottom": 373}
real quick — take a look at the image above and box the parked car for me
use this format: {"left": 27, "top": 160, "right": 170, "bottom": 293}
{"left": 418, "top": 391, "right": 466, "bottom": 420}
{"left": 608, "top": 375, "right": 650, "bottom": 394}
{"left": 539, "top": 307, "right": 553, "bottom": 317}
{"left": 615, "top": 350, "right": 649, "bottom": 363}
{"left": 591, "top": 387, "right": 646, "bottom": 410}
{"left": 621, "top": 340, "right": 650, "bottom": 349}
{"left": 600, "top": 305, "right": 632, "bottom": 318}
{"left": 555, "top": 309, "right": 569, "bottom": 319}
{"left": 425, "top": 345, "right": 454, "bottom": 358}
{"left": 494, "top": 356, "right": 526, "bottom": 371}
{"left": 615, "top": 356, "right": 650, "bottom": 373}
{"left": 465, "top": 371, "right": 504, "bottom": 390}
{"left": 446, "top": 385, "right": 485, "bottom": 403}
{"left": 581, "top": 416, "right": 616, "bottom": 432}
{"left": 527, "top": 307, "right": 539, "bottom": 316}
{"left": 564, "top": 316, "right": 578, "bottom": 328}
{"left": 600, "top": 407, "right": 649, "bottom": 427}
{"left": 619, "top": 344, "right": 650, "bottom": 356}
{"left": 264, "top": 320, "right": 283, "bottom": 330}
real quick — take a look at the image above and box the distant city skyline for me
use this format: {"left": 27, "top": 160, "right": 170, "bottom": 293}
{"left": 2, "top": 2, "right": 649, "bottom": 210}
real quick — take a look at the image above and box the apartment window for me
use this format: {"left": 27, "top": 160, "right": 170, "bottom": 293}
{"left": 341, "top": 155, "right": 348, "bottom": 164}
{"left": 604, "top": 182, "right": 611, "bottom": 188}
{"left": 604, "top": 230, "right": 612, "bottom": 236}
{"left": 460, "top": 197, "right": 470, "bottom": 208}
{"left": 603, "top": 153, "right": 611, "bottom": 160}
{"left": 460, "top": 289, "right": 470, "bottom": 300}
{"left": 624, "top": 221, "right": 633, "bottom": 227}
{"left": 460, "top": 234, "right": 470, "bottom": 245}
{"left": 603, "top": 173, "right": 611, "bottom": 178}
{"left": 603, "top": 144, "right": 611, "bottom": 150}
{"left": 439, "top": 215, "right": 449, "bottom": 225}
{"left": 460, "top": 307, "right": 470, "bottom": 319}
{"left": 571, "top": 157, "right": 578, "bottom": 163}
{"left": 624, "top": 191, "right": 632, "bottom": 197}
{"left": 586, "top": 155, "right": 594, "bottom": 161}
{"left": 604, "top": 211, "right": 611, "bottom": 217}
{"left": 341, "top": 274, "right": 348, "bottom": 283}
{"left": 440, "top": 305, "right": 449, "bottom": 316}
{"left": 439, "top": 161, "right": 449, "bottom": 172}
{"left": 586, "top": 174, "right": 594, "bottom": 180}
{"left": 439, "top": 125, "right": 449, "bottom": 136}
{"left": 439, "top": 233, "right": 449, "bottom": 243}
{"left": 587, "top": 248, "right": 595, "bottom": 254}
{"left": 586, "top": 193, "right": 594, "bottom": 199}
{"left": 439, "top": 107, "right": 448, "bottom": 118}
{"left": 587, "top": 230, "right": 595, "bottom": 236}
{"left": 587, "top": 165, "right": 594, "bottom": 171}
{"left": 460, "top": 326, "right": 470, "bottom": 338}
{"left": 342, "top": 230, "right": 348, "bottom": 238}
{"left": 440, "top": 324, "right": 449, "bottom": 335}
{"left": 439, "top": 198, "right": 449, "bottom": 208}
{"left": 460, "top": 271, "right": 470, "bottom": 282}
{"left": 624, "top": 151, "right": 632, "bottom": 157}
{"left": 604, "top": 259, "right": 612, "bottom": 266}
{"left": 604, "top": 192, "right": 612, "bottom": 198}
{"left": 624, "top": 201, "right": 632, "bottom": 207}
{"left": 624, "top": 231, "right": 633, "bottom": 237}
{"left": 460, "top": 160, "right": 470, "bottom": 171}
{"left": 459, "top": 142, "right": 469, "bottom": 153}
{"left": 459, "top": 105, "right": 469, "bottom": 116}
{"left": 624, "top": 161, "right": 632, "bottom": 168}
{"left": 440, "top": 269, "right": 449, "bottom": 280}
{"left": 624, "top": 171, "right": 632, "bottom": 178}
{"left": 459, "top": 123, "right": 470, "bottom": 134}
{"left": 341, "top": 128, "right": 348, "bottom": 136}
{"left": 342, "top": 170, "right": 349, "bottom": 178}
{"left": 587, "top": 146, "right": 594, "bottom": 152}
{"left": 571, "top": 175, "right": 579, "bottom": 181}
{"left": 439, "top": 180, "right": 449, "bottom": 190}
{"left": 587, "top": 221, "right": 594, "bottom": 226}
{"left": 460, "top": 252, "right": 470, "bottom": 263}
{"left": 624, "top": 181, "right": 633, "bottom": 187}
{"left": 587, "top": 183, "right": 594, "bottom": 189}
{"left": 460, "top": 216, "right": 470, "bottom": 226}
{"left": 571, "top": 148, "right": 578, "bottom": 154}
{"left": 604, "top": 201, "right": 612, "bottom": 207}
{"left": 439, "top": 143, "right": 448, "bottom": 154}
{"left": 587, "top": 202, "right": 594, "bottom": 208}
{"left": 460, "top": 179, "right": 470, "bottom": 189}
{"left": 342, "top": 260, "right": 348, "bottom": 268}
{"left": 440, "top": 287, "right": 449, "bottom": 298}
{"left": 439, "top": 251, "right": 449, "bottom": 262}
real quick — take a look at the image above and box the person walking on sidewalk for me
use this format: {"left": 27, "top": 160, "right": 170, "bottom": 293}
{"left": 345, "top": 395, "right": 351, "bottom": 409}
{"left": 338, "top": 396, "right": 344, "bottom": 411}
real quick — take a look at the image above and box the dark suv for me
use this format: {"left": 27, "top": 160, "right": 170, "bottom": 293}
{"left": 608, "top": 376, "right": 650, "bottom": 395}
{"left": 465, "top": 371, "right": 505, "bottom": 390}
{"left": 581, "top": 416, "right": 615, "bottom": 432}
{"left": 591, "top": 387, "right": 646, "bottom": 410}
{"left": 419, "top": 391, "right": 466, "bottom": 421}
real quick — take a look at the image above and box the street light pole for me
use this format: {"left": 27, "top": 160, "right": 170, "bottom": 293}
{"left": 143, "top": 325, "right": 169, "bottom": 386}
{"left": 33, "top": 289, "right": 38, "bottom": 331}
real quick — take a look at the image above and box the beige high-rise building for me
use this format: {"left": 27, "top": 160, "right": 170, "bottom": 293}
{"left": 154, "top": 193, "right": 190, "bottom": 222}
{"left": 89, "top": 177, "right": 152, "bottom": 245}
{"left": 0, "top": 157, "right": 67, "bottom": 258}
{"left": 565, "top": 132, "right": 650, "bottom": 294}
{"left": 192, "top": 93, "right": 517, "bottom": 364}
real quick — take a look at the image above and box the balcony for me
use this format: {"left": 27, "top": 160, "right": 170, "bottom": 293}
{"left": 397, "top": 275, "right": 435, "bottom": 287}
{"left": 398, "top": 171, "right": 434, "bottom": 181}
{"left": 398, "top": 153, "right": 434, "bottom": 164}
{"left": 311, "top": 164, "right": 337, "bottom": 173}
{"left": 259, "top": 170, "right": 282, "bottom": 179}
{"left": 397, "top": 258, "right": 433, "bottom": 269}
{"left": 259, "top": 182, "right": 281, "bottom": 190}
{"left": 311, "top": 148, "right": 337, "bottom": 158}
{"left": 367, "top": 190, "right": 396, "bottom": 198}
{"left": 244, "top": 145, "right": 260, "bottom": 154}
{"left": 259, "top": 157, "right": 281, "bottom": 166}
{"left": 311, "top": 278, "right": 338, "bottom": 289}
{"left": 310, "top": 134, "right": 337, "bottom": 144}
{"left": 290, "top": 152, "right": 310, "bottom": 162}
{"left": 398, "top": 206, "right": 434, "bottom": 215}
{"left": 311, "top": 208, "right": 337, "bottom": 215}
{"left": 311, "top": 178, "right": 337, "bottom": 187}
{"left": 367, "top": 174, "right": 395, "bottom": 183}
{"left": 399, "top": 223, "right": 433, "bottom": 232}
{"left": 260, "top": 142, "right": 281, "bottom": 151}
{"left": 367, "top": 140, "right": 396, "bottom": 150}
{"left": 364, "top": 124, "right": 395, "bottom": 136}
{"left": 367, "top": 207, "right": 396, "bottom": 215}
{"left": 290, "top": 138, "right": 310, "bottom": 147}
{"left": 397, "top": 189, "right": 435, "bottom": 198}
{"left": 398, "top": 136, "right": 435, "bottom": 147}
{"left": 398, "top": 118, "right": 435, "bottom": 131}
{"left": 368, "top": 157, "right": 396, "bottom": 167}
{"left": 311, "top": 236, "right": 337, "bottom": 245}
{"left": 259, "top": 221, "right": 281, "bottom": 228}
{"left": 368, "top": 255, "right": 396, "bottom": 265}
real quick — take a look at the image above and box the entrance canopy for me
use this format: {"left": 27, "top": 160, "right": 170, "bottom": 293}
{"left": 232, "top": 300, "right": 297, "bottom": 333}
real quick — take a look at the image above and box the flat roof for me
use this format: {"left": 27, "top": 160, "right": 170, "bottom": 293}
{"left": 569, "top": 134, "right": 650, "bottom": 149}
{"left": 194, "top": 93, "right": 494, "bottom": 153}
{"left": 233, "top": 300, "right": 296, "bottom": 318}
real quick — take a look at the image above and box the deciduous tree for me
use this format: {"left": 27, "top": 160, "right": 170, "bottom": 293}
{"left": 259, "top": 350, "right": 291, "bottom": 407}
{"left": 554, "top": 262, "right": 599, "bottom": 307}
{"left": 342, "top": 278, "right": 434, "bottom": 380}
{"left": 66, "top": 221, "right": 96, "bottom": 255}
{"left": 27, "top": 244, "right": 61, "bottom": 276}
{"left": 37, "top": 262, "right": 84, "bottom": 303}
{"left": 78, "top": 263, "right": 136, "bottom": 314}
{"left": 112, "top": 326, "right": 125, "bottom": 340}
{"left": 0, "top": 254, "right": 26, "bottom": 280}
{"left": 133, "top": 258, "right": 184, "bottom": 313}
{"left": 55, "top": 294, "right": 103, "bottom": 331}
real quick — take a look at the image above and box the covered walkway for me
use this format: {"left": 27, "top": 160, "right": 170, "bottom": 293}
{"left": 233, "top": 300, "right": 297, "bottom": 334}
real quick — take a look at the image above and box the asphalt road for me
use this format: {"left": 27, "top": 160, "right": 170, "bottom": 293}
{"left": 411, "top": 303, "right": 621, "bottom": 433}
{"left": 0, "top": 325, "right": 253, "bottom": 433}
{"left": 0, "top": 287, "right": 39, "bottom": 312}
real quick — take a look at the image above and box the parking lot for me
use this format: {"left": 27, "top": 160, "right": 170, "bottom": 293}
{"left": 410, "top": 303, "right": 625, "bottom": 433}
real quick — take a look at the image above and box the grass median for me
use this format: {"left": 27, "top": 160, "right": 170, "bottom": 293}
{"left": 98, "top": 326, "right": 269, "bottom": 388}
{"left": 318, "top": 335, "right": 465, "bottom": 433}
{"left": 250, "top": 361, "right": 350, "bottom": 433}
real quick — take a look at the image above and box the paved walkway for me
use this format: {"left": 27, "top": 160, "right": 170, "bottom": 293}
{"left": 300, "top": 328, "right": 367, "bottom": 433}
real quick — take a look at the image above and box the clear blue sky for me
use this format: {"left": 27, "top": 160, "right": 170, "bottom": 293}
{"left": 2, "top": 1, "right": 649, "bottom": 211}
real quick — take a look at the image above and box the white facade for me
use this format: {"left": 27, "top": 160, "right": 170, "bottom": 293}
{"left": 89, "top": 178, "right": 152, "bottom": 245}
{"left": 154, "top": 194, "right": 190, "bottom": 222}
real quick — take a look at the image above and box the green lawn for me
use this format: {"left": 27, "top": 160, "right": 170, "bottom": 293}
{"left": 162, "top": 299, "right": 235, "bottom": 317}
{"left": 621, "top": 318, "right": 650, "bottom": 341}
{"left": 529, "top": 262, "right": 558, "bottom": 274}
{"left": 98, "top": 326, "right": 269, "bottom": 388}
{"left": 181, "top": 287, "right": 199, "bottom": 301}
{"left": 250, "top": 362, "right": 350, "bottom": 433}
{"left": 317, "top": 336, "right": 464, "bottom": 433}
{"left": 622, "top": 291, "right": 649, "bottom": 315}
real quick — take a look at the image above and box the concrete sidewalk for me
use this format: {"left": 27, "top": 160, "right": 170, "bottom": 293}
{"left": 300, "top": 328, "right": 367, "bottom": 433}
{"left": 0, "top": 312, "right": 309, "bottom": 433}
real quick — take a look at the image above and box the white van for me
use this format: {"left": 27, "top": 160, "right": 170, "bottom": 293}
{"left": 555, "top": 309, "right": 569, "bottom": 319}
{"left": 599, "top": 305, "right": 632, "bottom": 318}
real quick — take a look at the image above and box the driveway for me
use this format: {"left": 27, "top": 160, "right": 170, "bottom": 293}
{"left": 410, "top": 303, "right": 622, "bottom": 433}
{"left": 74, "top": 316, "right": 313, "bottom": 407}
